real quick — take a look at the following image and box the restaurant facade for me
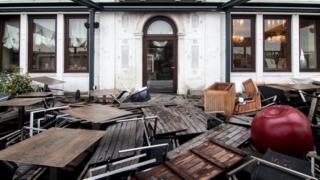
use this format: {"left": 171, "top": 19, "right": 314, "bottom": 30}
{"left": 1, "top": 0, "right": 320, "bottom": 93}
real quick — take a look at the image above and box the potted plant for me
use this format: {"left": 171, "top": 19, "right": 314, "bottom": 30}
{"left": 0, "top": 71, "right": 33, "bottom": 96}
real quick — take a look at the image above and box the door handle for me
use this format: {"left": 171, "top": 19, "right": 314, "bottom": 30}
{"left": 170, "top": 66, "right": 176, "bottom": 69}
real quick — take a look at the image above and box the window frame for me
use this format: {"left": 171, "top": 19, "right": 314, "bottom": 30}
{"left": 263, "top": 15, "right": 291, "bottom": 72}
{"left": 231, "top": 15, "right": 256, "bottom": 72}
{"left": 28, "top": 15, "right": 57, "bottom": 73}
{"left": 0, "top": 15, "right": 20, "bottom": 72}
{"left": 299, "top": 16, "right": 320, "bottom": 72}
{"left": 143, "top": 16, "right": 177, "bottom": 37}
{"left": 64, "top": 14, "right": 89, "bottom": 73}
{"left": 142, "top": 16, "right": 178, "bottom": 93}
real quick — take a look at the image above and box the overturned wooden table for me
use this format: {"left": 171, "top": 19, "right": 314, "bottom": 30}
{"left": 0, "top": 98, "right": 44, "bottom": 128}
{"left": 61, "top": 104, "right": 132, "bottom": 129}
{"left": 16, "top": 92, "right": 53, "bottom": 98}
{"left": 31, "top": 76, "right": 65, "bottom": 92}
{"left": 142, "top": 106, "right": 188, "bottom": 137}
{"left": 265, "top": 83, "right": 320, "bottom": 92}
{"left": 79, "top": 120, "right": 145, "bottom": 179}
{"left": 31, "top": 76, "right": 65, "bottom": 86}
{"left": 0, "top": 128, "right": 105, "bottom": 180}
{"left": 264, "top": 83, "right": 320, "bottom": 101}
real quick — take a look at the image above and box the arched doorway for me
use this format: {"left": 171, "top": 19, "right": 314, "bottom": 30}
{"left": 143, "top": 16, "right": 178, "bottom": 93}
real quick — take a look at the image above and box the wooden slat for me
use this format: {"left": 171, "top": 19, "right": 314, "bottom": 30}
{"left": 62, "top": 104, "right": 132, "bottom": 123}
{"left": 16, "top": 92, "right": 53, "bottom": 98}
{"left": 92, "top": 124, "right": 117, "bottom": 164}
{"left": 0, "top": 128, "right": 105, "bottom": 168}
{"left": 191, "top": 141, "right": 244, "bottom": 169}
{"left": 137, "top": 164, "right": 182, "bottom": 180}
{"left": 229, "top": 115, "right": 253, "bottom": 127}
{"left": 119, "top": 93, "right": 187, "bottom": 109}
{"left": 0, "top": 98, "right": 43, "bottom": 107}
{"left": 84, "top": 120, "right": 145, "bottom": 172}
{"left": 168, "top": 105, "right": 208, "bottom": 136}
{"left": 79, "top": 120, "right": 145, "bottom": 179}
{"left": 119, "top": 102, "right": 177, "bottom": 109}
{"left": 142, "top": 106, "right": 187, "bottom": 135}
{"left": 167, "top": 123, "right": 250, "bottom": 160}
{"left": 166, "top": 152, "right": 223, "bottom": 180}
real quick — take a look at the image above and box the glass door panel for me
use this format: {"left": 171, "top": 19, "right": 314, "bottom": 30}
{"left": 146, "top": 40, "right": 174, "bottom": 92}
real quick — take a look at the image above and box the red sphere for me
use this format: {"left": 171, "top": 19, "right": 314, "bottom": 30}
{"left": 251, "top": 105, "right": 314, "bottom": 157}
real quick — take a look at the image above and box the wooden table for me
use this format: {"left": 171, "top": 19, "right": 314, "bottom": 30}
{"left": 31, "top": 76, "right": 65, "bottom": 86}
{"left": 167, "top": 105, "right": 208, "bottom": 136}
{"left": 17, "top": 92, "right": 53, "bottom": 98}
{"left": 265, "top": 83, "right": 320, "bottom": 92}
{"left": 265, "top": 83, "right": 320, "bottom": 101}
{"left": 61, "top": 104, "right": 132, "bottom": 129}
{"left": 0, "top": 98, "right": 44, "bottom": 128}
{"left": 142, "top": 106, "right": 188, "bottom": 136}
{"left": 0, "top": 128, "right": 105, "bottom": 179}
{"left": 31, "top": 76, "right": 65, "bottom": 92}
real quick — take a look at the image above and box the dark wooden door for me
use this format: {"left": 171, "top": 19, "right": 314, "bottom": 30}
{"left": 143, "top": 17, "right": 177, "bottom": 93}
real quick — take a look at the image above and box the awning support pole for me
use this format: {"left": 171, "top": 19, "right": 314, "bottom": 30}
{"left": 88, "top": 8, "right": 95, "bottom": 91}
{"left": 225, "top": 10, "right": 231, "bottom": 83}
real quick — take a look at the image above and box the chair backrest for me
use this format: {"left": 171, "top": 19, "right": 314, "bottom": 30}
{"left": 251, "top": 150, "right": 312, "bottom": 180}
{"left": 301, "top": 91, "right": 320, "bottom": 124}
{"left": 243, "top": 79, "right": 259, "bottom": 94}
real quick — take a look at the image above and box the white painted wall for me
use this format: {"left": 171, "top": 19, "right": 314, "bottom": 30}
{"left": 7, "top": 10, "right": 320, "bottom": 94}
{"left": 97, "top": 12, "right": 224, "bottom": 94}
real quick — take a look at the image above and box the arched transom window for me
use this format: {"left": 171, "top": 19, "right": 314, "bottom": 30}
{"left": 147, "top": 20, "right": 174, "bottom": 35}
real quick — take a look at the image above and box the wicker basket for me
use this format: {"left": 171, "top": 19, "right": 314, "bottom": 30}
{"left": 204, "top": 82, "right": 236, "bottom": 117}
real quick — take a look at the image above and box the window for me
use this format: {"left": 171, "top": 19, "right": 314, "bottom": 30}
{"left": 300, "top": 16, "right": 319, "bottom": 71}
{"left": 64, "top": 15, "right": 88, "bottom": 72}
{"left": 147, "top": 20, "right": 174, "bottom": 35}
{"left": 232, "top": 15, "right": 255, "bottom": 72}
{"left": 28, "top": 15, "right": 56, "bottom": 72}
{"left": 263, "top": 16, "right": 291, "bottom": 72}
{"left": 0, "top": 16, "right": 20, "bottom": 72}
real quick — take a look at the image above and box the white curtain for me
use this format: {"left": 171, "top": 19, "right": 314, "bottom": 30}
{"left": 2, "top": 24, "right": 19, "bottom": 50}
{"left": 300, "top": 49, "right": 307, "bottom": 69}
{"left": 33, "top": 20, "right": 55, "bottom": 47}
{"left": 33, "top": 33, "right": 55, "bottom": 47}
{"left": 69, "top": 19, "right": 87, "bottom": 48}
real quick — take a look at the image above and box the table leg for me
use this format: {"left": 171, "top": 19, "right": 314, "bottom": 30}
{"left": 49, "top": 167, "right": 58, "bottom": 180}
{"left": 18, "top": 107, "right": 25, "bottom": 129}
{"left": 92, "top": 123, "right": 101, "bottom": 130}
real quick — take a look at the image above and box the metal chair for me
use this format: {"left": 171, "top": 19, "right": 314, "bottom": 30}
{"left": 227, "top": 150, "right": 317, "bottom": 180}
{"left": 84, "top": 116, "right": 168, "bottom": 180}
{"left": 297, "top": 90, "right": 320, "bottom": 124}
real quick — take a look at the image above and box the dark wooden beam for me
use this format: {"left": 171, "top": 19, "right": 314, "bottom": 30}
{"left": 218, "top": 0, "right": 250, "bottom": 10}
{"left": 72, "top": 0, "right": 103, "bottom": 10}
